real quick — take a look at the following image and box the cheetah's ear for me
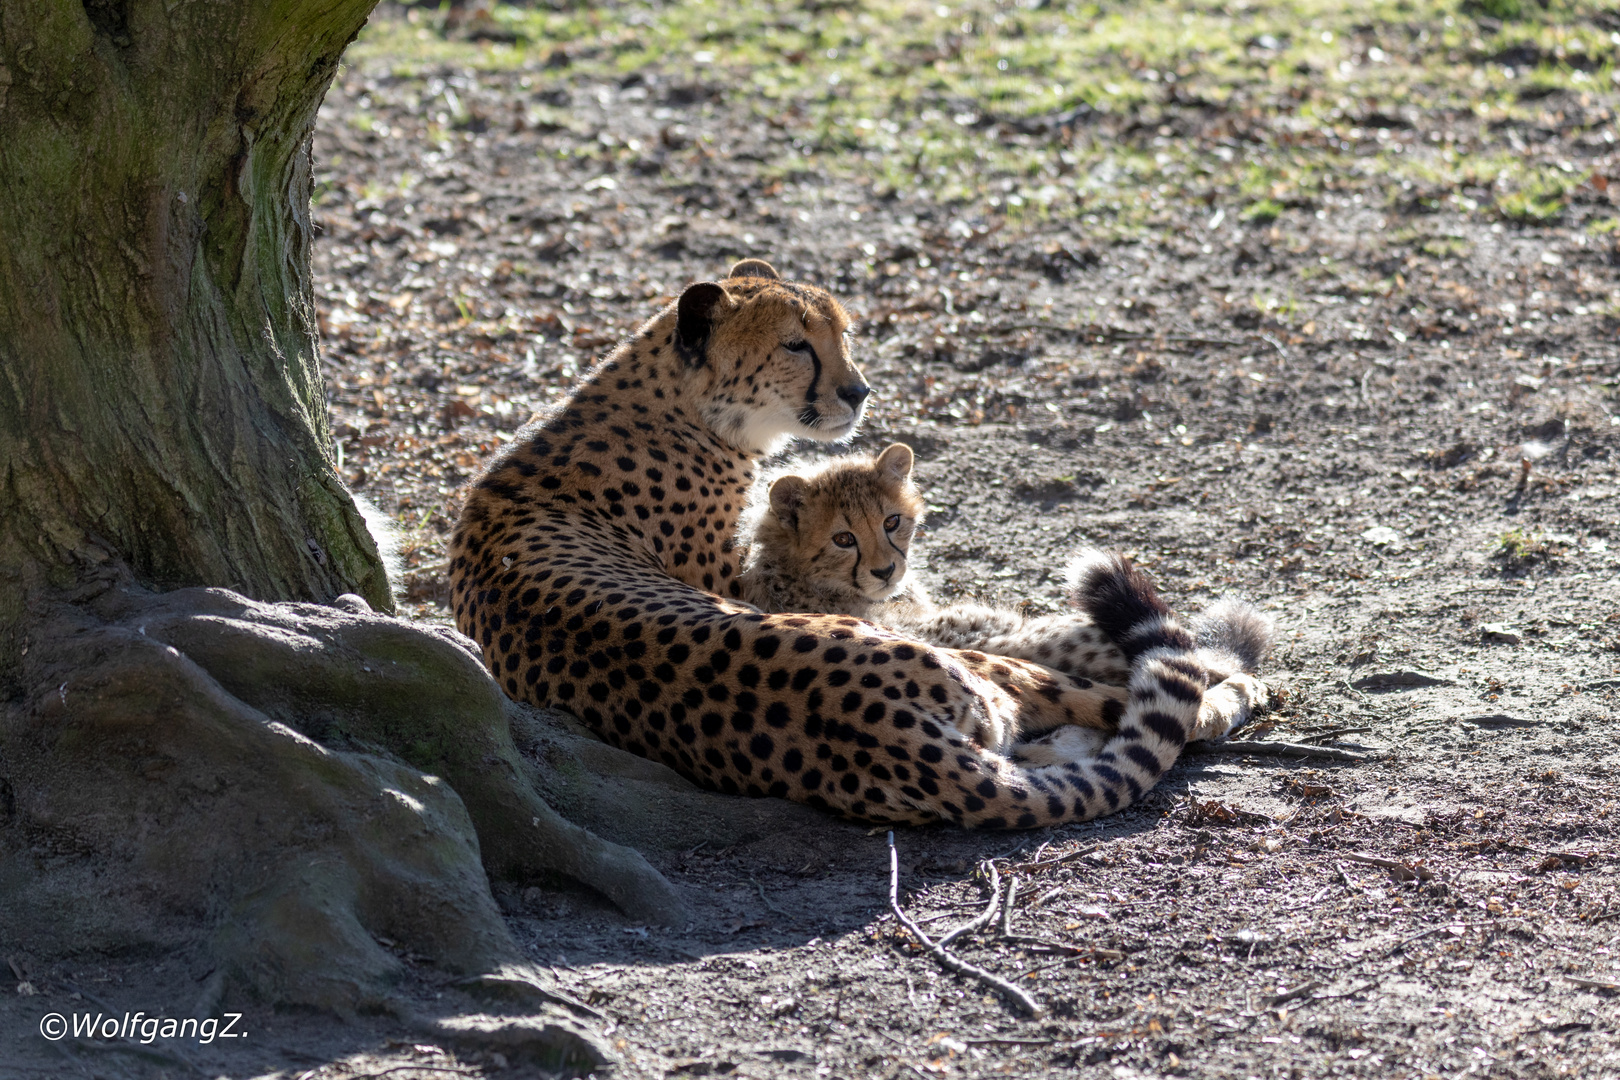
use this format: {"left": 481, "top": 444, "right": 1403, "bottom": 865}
{"left": 875, "top": 443, "right": 915, "bottom": 485}
{"left": 768, "top": 475, "right": 810, "bottom": 531}
{"left": 676, "top": 280, "right": 729, "bottom": 366}
{"left": 727, "top": 258, "right": 780, "bottom": 281}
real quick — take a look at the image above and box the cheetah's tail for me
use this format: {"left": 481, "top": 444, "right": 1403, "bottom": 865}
{"left": 1023, "top": 549, "right": 1205, "bottom": 817}
{"left": 1191, "top": 595, "right": 1274, "bottom": 676}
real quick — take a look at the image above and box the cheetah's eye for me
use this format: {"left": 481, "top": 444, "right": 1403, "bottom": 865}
{"left": 784, "top": 340, "right": 813, "bottom": 354}
{"left": 883, "top": 515, "right": 901, "bottom": 532}
{"left": 832, "top": 532, "right": 857, "bottom": 548}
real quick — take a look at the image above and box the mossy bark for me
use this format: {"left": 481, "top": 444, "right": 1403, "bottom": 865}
{"left": 0, "top": 1, "right": 701, "bottom": 1021}
{"left": 0, "top": 0, "right": 391, "bottom": 696}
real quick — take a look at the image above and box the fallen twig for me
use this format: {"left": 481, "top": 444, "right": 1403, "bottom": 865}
{"left": 1006, "top": 844, "right": 1102, "bottom": 874}
{"left": 1187, "top": 740, "right": 1373, "bottom": 763}
{"left": 1388, "top": 921, "right": 1494, "bottom": 955}
{"left": 1004, "top": 935, "right": 1089, "bottom": 954}
{"left": 1334, "top": 862, "right": 1360, "bottom": 891}
{"left": 1030, "top": 885, "right": 1065, "bottom": 909}
{"left": 1267, "top": 980, "right": 1323, "bottom": 1007}
{"left": 1565, "top": 976, "right": 1620, "bottom": 992}
{"left": 938, "top": 862, "right": 1003, "bottom": 948}
{"left": 888, "top": 833, "right": 1043, "bottom": 1018}
{"left": 1305, "top": 978, "right": 1383, "bottom": 1002}
{"left": 1298, "top": 726, "right": 1376, "bottom": 744}
{"left": 1000, "top": 875, "right": 1019, "bottom": 937}
{"left": 963, "top": 1036, "right": 1056, "bottom": 1047}
{"left": 751, "top": 877, "right": 787, "bottom": 916}
{"left": 915, "top": 906, "right": 983, "bottom": 926}
{"left": 1344, "top": 853, "right": 1433, "bottom": 881}
{"left": 1022, "top": 955, "right": 1086, "bottom": 977}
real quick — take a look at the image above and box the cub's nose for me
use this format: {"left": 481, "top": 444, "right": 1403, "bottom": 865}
{"left": 870, "top": 563, "right": 896, "bottom": 582}
{"left": 837, "top": 381, "right": 871, "bottom": 409}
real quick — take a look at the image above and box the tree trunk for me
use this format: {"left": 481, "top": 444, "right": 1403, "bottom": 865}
{"left": 0, "top": 0, "right": 391, "bottom": 694}
{"left": 0, "top": 1, "right": 741, "bottom": 1025}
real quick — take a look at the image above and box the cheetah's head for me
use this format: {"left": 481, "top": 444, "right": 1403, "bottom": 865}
{"left": 673, "top": 259, "right": 870, "bottom": 455}
{"left": 755, "top": 443, "right": 923, "bottom": 603}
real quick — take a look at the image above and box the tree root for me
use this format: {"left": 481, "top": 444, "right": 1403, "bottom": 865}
{"left": 508, "top": 700, "right": 829, "bottom": 853}
{"left": 0, "top": 586, "right": 689, "bottom": 1016}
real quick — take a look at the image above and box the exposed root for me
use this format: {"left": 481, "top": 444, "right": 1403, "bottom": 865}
{"left": 0, "top": 586, "right": 690, "bottom": 1015}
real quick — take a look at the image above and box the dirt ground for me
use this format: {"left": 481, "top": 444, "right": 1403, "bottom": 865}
{"left": 8, "top": 1, "right": 1620, "bottom": 1077}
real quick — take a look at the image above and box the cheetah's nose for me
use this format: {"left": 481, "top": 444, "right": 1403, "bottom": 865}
{"left": 871, "top": 563, "right": 895, "bottom": 582}
{"left": 837, "top": 381, "right": 870, "bottom": 409}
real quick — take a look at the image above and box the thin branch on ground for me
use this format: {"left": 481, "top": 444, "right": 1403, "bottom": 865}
{"left": 1007, "top": 844, "right": 1102, "bottom": 874}
{"left": 1304, "top": 978, "right": 1384, "bottom": 1002}
{"left": 751, "top": 877, "right": 788, "bottom": 916}
{"left": 1344, "top": 853, "right": 1433, "bottom": 880}
{"left": 963, "top": 1036, "right": 1056, "bottom": 1047}
{"left": 1030, "top": 885, "right": 1065, "bottom": 909}
{"left": 1298, "top": 726, "right": 1377, "bottom": 744}
{"left": 1000, "top": 874, "right": 1019, "bottom": 937}
{"left": 1186, "top": 740, "right": 1374, "bottom": 763}
{"left": 937, "top": 861, "right": 1003, "bottom": 949}
{"left": 1022, "top": 954, "right": 1087, "bottom": 977}
{"left": 1003, "top": 935, "right": 1088, "bottom": 954}
{"left": 1387, "top": 921, "right": 1496, "bottom": 956}
{"left": 914, "top": 906, "right": 984, "bottom": 925}
{"left": 887, "top": 833, "right": 1043, "bottom": 1018}
{"left": 1267, "top": 980, "right": 1323, "bottom": 1007}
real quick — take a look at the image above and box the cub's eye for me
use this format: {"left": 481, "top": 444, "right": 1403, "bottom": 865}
{"left": 883, "top": 515, "right": 902, "bottom": 532}
{"left": 832, "top": 532, "right": 857, "bottom": 548}
{"left": 784, "top": 340, "right": 812, "bottom": 354}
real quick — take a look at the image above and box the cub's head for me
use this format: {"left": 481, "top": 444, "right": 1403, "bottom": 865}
{"left": 672, "top": 259, "right": 870, "bottom": 454}
{"left": 750, "top": 443, "right": 923, "bottom": 603}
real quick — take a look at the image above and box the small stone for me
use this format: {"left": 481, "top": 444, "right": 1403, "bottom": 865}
{"left": 1360, "top": 525, "right": 1401, "bottom": 545}
{"left": 1464, "top": 714, "right": 1538, "bottom": 729}
{"left": 1480, "top": 622, "right": 1522, "bottom": 645}
{"left": 1350, "top": 670, "right": 1455, "bottom": 690}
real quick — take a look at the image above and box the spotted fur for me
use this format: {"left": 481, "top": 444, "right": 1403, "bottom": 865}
{"left": 738, "top": 448, "right": 1272, "bottom": 744}
{"left": 450, "top": 261, "right": 1213, "bottom": 827}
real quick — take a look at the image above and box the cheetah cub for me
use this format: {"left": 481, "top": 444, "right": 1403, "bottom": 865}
{"left": 736, "top": 443, "right": 1273, "bottom": 742}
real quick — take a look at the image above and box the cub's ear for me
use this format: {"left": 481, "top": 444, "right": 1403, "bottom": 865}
{"left": 676, "top": 281, "right": 729, "bottom": 365}
{"left": 875, "top": 443, "right": 915, "bottom": 485}
{"left": 768, "top": 475, "right": 810, "bottom": 531}
{"left": 727, "top": 258, "right": 780, "bottom": 281}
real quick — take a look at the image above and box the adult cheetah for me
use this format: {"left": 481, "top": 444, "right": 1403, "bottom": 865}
{"left": 450, "top": 260, "right": 1212, "bottom": 827}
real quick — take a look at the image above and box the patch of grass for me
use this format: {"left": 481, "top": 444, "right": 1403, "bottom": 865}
{"left": 342, "top": 0, "right": 1619, "bottom": 235}
{"left": 1470, "top": 0, "right": 1524, "bottom": 20}
{"left": 1588, "top": 217, "right": 1620, "bottom": 235}
{"left": 1241, "top": 198, "right": 1286, "bottom": 225}
{"left": 1494, "top": 527, "right": 1562, "bottom": 569}
{"left": 1495, "top": 180, "right": 1570, "bottom": 223}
